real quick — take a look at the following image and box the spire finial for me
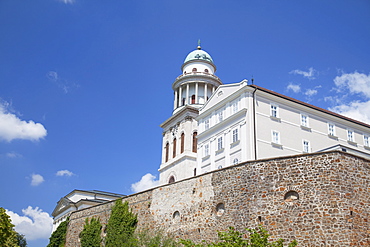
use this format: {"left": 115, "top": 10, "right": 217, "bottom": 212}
{"left": 197, "top": 39, "right": 201, "bottom": 50}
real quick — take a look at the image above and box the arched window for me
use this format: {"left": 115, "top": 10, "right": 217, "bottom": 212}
{"left": 181, "top": 133, "right": 185, "bottom": 153}
{"left": 165, "top": 142, "right": 169, "bottom": 162}
{"left": 168, "top": 176, "right": 175, "bottom": 184}
{"left": 192, "top": 132, "right": 197, "bottom": 153}
{"left": 173, "top": 138, "right": 177, "bottom": 158}
{"left": 204, "top": 69, "right": 209, "bottom": 73}
{"left": 191, "top": 95, "right": 195, "bottom": 104}
{"left": 192, "top": 68, "right": 197, "bottom": 72}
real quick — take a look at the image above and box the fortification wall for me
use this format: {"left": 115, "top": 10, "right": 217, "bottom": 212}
{"left": 65, "top": 151, "right": 370, "bottom": 246}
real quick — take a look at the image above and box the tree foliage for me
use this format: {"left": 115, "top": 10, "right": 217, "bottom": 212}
{"left": 47, "top": 218, "right": 69, "bottom": 247}
{"left": 179, "top": 226, "right": 297, "bottom": 247}
{"left": 105, "top": 200, "right": 138, "bottom": 247}
{"left": 80, "top": 217, "right": 102, "bottom": 247}
{"left": 134, "top": 229, "right": 179, "bottom": 247}
{"left": 0, "top": 207, "right": 19, "bottom": 247}
{"left": 15, "top": 233, "right": 27, "bottom": 247}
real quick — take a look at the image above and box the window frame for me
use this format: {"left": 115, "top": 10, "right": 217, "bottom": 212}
{"left": 204, "top": 118, "right": 210, "bottom": 130}
{"left": 270, "top": 103, "right": 279, "bottom": 118}
{"left": 303, "top": 140, "right": 310, "bottom": 153}
{"left": 272, "top": 130, "right": 280, "bottom": 144}
{"left": 204, "top": 143, "right": 209, "bottom": 157}
{"left": 347, "top": 129, "right": 355, "bottom": 143}
{"left": 232, "top": 128, "right": 239, "bottom": 143}
{"left": 364, "top": 135, "right": 369, "bottom": 147}
{"left": 328, "top": 123, "right": 336, "bottom": 136}
{"left": 217, "top": 110, "right": 223, "bottom": 123}
{"left": 217, "top": 136, "right": 223, "bottom": 151}
{"left": 232, "top": 100, "right": 238, "bottom": 114}
{"left": 300, "top": 114, "right": 309, "bottom": 127}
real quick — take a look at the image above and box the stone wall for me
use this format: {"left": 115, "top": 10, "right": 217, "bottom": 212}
{"left": 65, "top": 151, "right": 370, "bottom": 246}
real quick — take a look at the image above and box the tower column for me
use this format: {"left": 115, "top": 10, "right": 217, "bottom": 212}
{"left": 204, "top": 83, "right": 207, "bottom": 102}
{"left": 186, "top": 84, "right": 189, "bottom": 105}
{"left": 179, "top": 86, "right": 183, "bottom": 106}
{"left": 195, "top": 82, "right": 198, "bottom": 104}
{"left": 174, "top": 90, "right": 178, "bottom": 109}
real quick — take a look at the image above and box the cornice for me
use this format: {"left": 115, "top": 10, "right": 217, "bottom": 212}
{"left": 172, "top": 73, "right": 222, "bottom": 90}
{"left": 160, "top": 106, "right": 199, "bottom": 129}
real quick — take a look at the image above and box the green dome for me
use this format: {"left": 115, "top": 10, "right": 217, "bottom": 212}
{"left": 184, "top": 48, "right": 214, "bottom": 64}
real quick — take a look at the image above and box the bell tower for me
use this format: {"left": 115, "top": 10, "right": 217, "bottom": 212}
{"left": 158, "top": 44, "right": 222, "bottom": 185}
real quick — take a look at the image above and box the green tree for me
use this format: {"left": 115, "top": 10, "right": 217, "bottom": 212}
{"left": 0, "top": 207, "right": 19, "bottom": 247}
{"left": 105, "top": 200, "right": 138, "bottom": 247}
{"left": 15, "top": 233, "right": 27, "bottom": 247}
{"left": 47, "top": 218, "right": 69, "bottom": 247}
{"left": 80, "top": 217, "right": 102, "bottom": 247}
{"left": 179, "top": 226, "right": 297, "bottom": 247}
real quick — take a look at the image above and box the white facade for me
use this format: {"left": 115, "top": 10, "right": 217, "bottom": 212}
{"left": 51, "top": 190, "right": 123, "bottom": 231}
{"left": 196, "top": 81, "right": 370, "bottom": 174}
{"left": 158, "top": 46, "right": 370, "bottom": 185}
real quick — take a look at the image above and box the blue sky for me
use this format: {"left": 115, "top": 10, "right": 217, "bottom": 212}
{"left": 1, "top": 0, "right": 369, "bottom": 246}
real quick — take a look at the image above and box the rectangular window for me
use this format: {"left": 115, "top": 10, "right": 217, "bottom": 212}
{"left": 328, "top": 123, "right": 335, "bottom": 136}
{"left": 364, "top": 135, "right": 369, "bottom": 147}
{"left": 272, "top": 131, "right": 280, "bottom": 144}
{"left": 204, "top": 143, "right": 209, "bottom": 157}
{"left": 303, "top": 140, "right": 310, "bottom": 153}
{"left": 270, "top": 104, "right": 278, "bottom": 118}
{"left": 347, "top": 130, "right": 354, "bottom": 142}
{"left": 232, "top": 100, "right": 238, "bottom": 114}
{"left": 301, "top": 114, "right": 308, "bottom": 127}
{"left": 217, "top": 110, "right": 223, "bottom": 123}
{"left": 217, "top": 136, "right": 223, "bottom": 150}
{"left": 205, "top": 119, "right": 210, "bottom": 130}
{"left": 232, "top": 129, "right": 239, "bottom": 143}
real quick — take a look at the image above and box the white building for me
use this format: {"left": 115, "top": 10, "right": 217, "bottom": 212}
{"left": 158, "top": 44, "right": 222, "bottom": 184}
{"left": 159, "top": 45, "right": 370, "bottom": 184}
{"left": 51, "top": 189, "right": 123, "bottom": 231}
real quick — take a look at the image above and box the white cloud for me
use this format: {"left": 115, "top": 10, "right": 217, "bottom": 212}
{"left": 6, "top": 152, "right": 22, "bottom": 158}
{"left": 31, "top": 174, "right": 44, "bottom": 186}
{"left": 131, "top": 173, "right": 159, "bottom": 193}
{"left": 287, "top": 83, "right": 301, "bottom": 93}
{"left": 6, "top": 207, "right": 53, "bottom": 241}
{"left": 329, "top": 72, "right": 370, "bottom": 124}
{"left": 0, "top": 101, "right": 47, "bottom": 142}
{"left": 290, "top": 67, "right": 316, "bottom": 80}
{"left": 58, "top": 0, "right": 75, "bottom": 4}
{"left": 56, "top": 169, "right": 75, "bottom": 177}
{"left": 46, "top": 71, "right": 80, "bottom": 94}
{"left": 304, "top": 89, "right": 318, "bottom": 97}
{"left": 330, "top": 100, "right": 370, "bottom": 124}
{"left": 333, "top": 71, "right": 370, "bottom": 97}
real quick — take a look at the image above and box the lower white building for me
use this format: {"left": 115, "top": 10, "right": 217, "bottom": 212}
{"left": 51, "top": 190, "right": 124, "bottom": 231}
{"left": 159, "top": 45, "right": 370, "bottom": 185}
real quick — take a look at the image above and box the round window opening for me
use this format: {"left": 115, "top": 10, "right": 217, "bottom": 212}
{"left": 173, "top": 211, "right": 180, "bottom": 219}
{"left": 284, "top": 191, "right": 299, "bottom": 202}
{"left": 216, "top": 203, "right": 225, "bottom": 216}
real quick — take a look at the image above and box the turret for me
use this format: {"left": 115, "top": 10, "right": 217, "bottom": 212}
{"left": 172, "top": 44, "right": 222, "bottom": 114}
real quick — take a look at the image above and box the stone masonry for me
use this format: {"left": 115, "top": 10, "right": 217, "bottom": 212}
{"left": 65, "top": 151, "right": 370, "bottom": 246}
